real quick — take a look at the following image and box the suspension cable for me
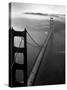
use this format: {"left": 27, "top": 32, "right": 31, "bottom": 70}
{"left": 27, "top": 31, "right": 41, "bottom": 47}
{"left": 27, "top": 41, "right": 42, "bottom": 48}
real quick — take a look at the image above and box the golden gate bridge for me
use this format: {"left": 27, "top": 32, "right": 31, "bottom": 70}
{"left": 9, "top": 17, "right": 54, "bottom": 87}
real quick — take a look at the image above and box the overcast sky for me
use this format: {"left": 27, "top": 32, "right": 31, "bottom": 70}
{"left": 11, "top": 3, "right": 65, "bottom": 19}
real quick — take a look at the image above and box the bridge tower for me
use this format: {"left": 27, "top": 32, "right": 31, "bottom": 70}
{"left": 50, "top": 17, "right": 54, "bottom": 35}
{"left": 9, "top": 27, "right": 27, "bottom": 87}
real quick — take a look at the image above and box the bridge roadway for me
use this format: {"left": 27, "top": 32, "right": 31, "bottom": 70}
{"left": 28, "top": 19, "right": 65, "bottom": 86}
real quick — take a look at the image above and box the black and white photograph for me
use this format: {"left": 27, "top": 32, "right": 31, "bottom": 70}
{"left": 9, "top": 2, "right": 65, "bottom": 87}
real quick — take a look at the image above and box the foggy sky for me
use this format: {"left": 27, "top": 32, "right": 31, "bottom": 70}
{"left": 11, "top": 3, "right": 65, "bottom": 19}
